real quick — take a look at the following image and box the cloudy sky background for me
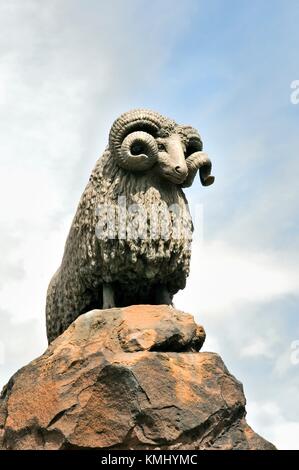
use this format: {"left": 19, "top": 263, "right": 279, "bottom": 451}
{"left": 0, "top": 0, "right": 299, "bottom": 449}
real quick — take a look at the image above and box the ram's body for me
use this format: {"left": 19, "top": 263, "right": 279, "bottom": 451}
{"left": 46, "top": 109, "right": 214, "bottom": 343}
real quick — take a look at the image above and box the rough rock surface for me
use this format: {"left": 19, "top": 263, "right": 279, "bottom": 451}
{"left": 0, "top": 305, "right": 275, "bottom": 450}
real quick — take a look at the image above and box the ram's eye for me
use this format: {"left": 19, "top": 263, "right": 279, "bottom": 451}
{"left": 157, "top": 143, "right": 166, "bottom": 152}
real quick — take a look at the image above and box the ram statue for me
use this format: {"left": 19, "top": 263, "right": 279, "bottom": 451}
{"left": 46, "top": 109, "right": 214, "bottom": 343}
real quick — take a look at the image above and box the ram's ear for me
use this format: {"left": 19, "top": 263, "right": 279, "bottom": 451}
{"left": 181, "top": 152, "right": 214, "bottom": 188}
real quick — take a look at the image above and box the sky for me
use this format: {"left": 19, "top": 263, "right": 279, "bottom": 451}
{"left": 0, "top": 0, "right": 299, "bottom": 449}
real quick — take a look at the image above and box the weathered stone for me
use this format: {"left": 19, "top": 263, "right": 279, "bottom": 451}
{"left": 0, "top": 306, "right": 275, "bottom": 450}
{"left": 46, "top": 109, "right": 215, "bottom": 344}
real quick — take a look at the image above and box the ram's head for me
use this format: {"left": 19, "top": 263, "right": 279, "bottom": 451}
{"left": 109, "top": 109, "right": 214, "bottom": 187}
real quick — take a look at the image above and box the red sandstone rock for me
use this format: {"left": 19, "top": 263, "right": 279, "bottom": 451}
{"left": 0, "top": 305, "right": 275, "bottom": 450}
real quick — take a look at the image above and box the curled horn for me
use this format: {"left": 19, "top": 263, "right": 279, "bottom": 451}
{"left": 181, "top": 128, "right": 215, "bottom": 187}
{"left": 109, "top": 109, "right": 165, "bottom": 171}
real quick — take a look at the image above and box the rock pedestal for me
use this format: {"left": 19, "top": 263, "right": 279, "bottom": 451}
{"left": 0, "top": 305, "right": 275, "bottom": 450}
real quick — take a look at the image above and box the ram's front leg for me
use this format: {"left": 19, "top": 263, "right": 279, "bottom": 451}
{"left": 155, "top": 285, "right": 173, "bottom": 306}
{"left": 102, "top": 283, "right": 115, "bottom": 309}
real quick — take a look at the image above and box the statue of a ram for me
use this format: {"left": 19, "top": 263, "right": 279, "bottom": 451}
{"left": 46, "top": 109, "right": 214, "bottom": 343}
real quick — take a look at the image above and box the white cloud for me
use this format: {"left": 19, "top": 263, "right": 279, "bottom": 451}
{"left": 247, "top": 401, "right": 299, "bottom": 450}
{"left": 201, "top": 334, "right": 222, "bottom": 355}
{"left": 176, "top": 240, "right": 299, "bottom": 316}
{"left": 239, "top": 327, "right": 283, "bottom": 359}
{"left": 241, "top": 337, "right": 275, "bottom": 359}
{"left": 0, "top": 341, "right": 5, "bottom": 366}
{"left": 0, "top": 307, "right": 46, "bottom": 385}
